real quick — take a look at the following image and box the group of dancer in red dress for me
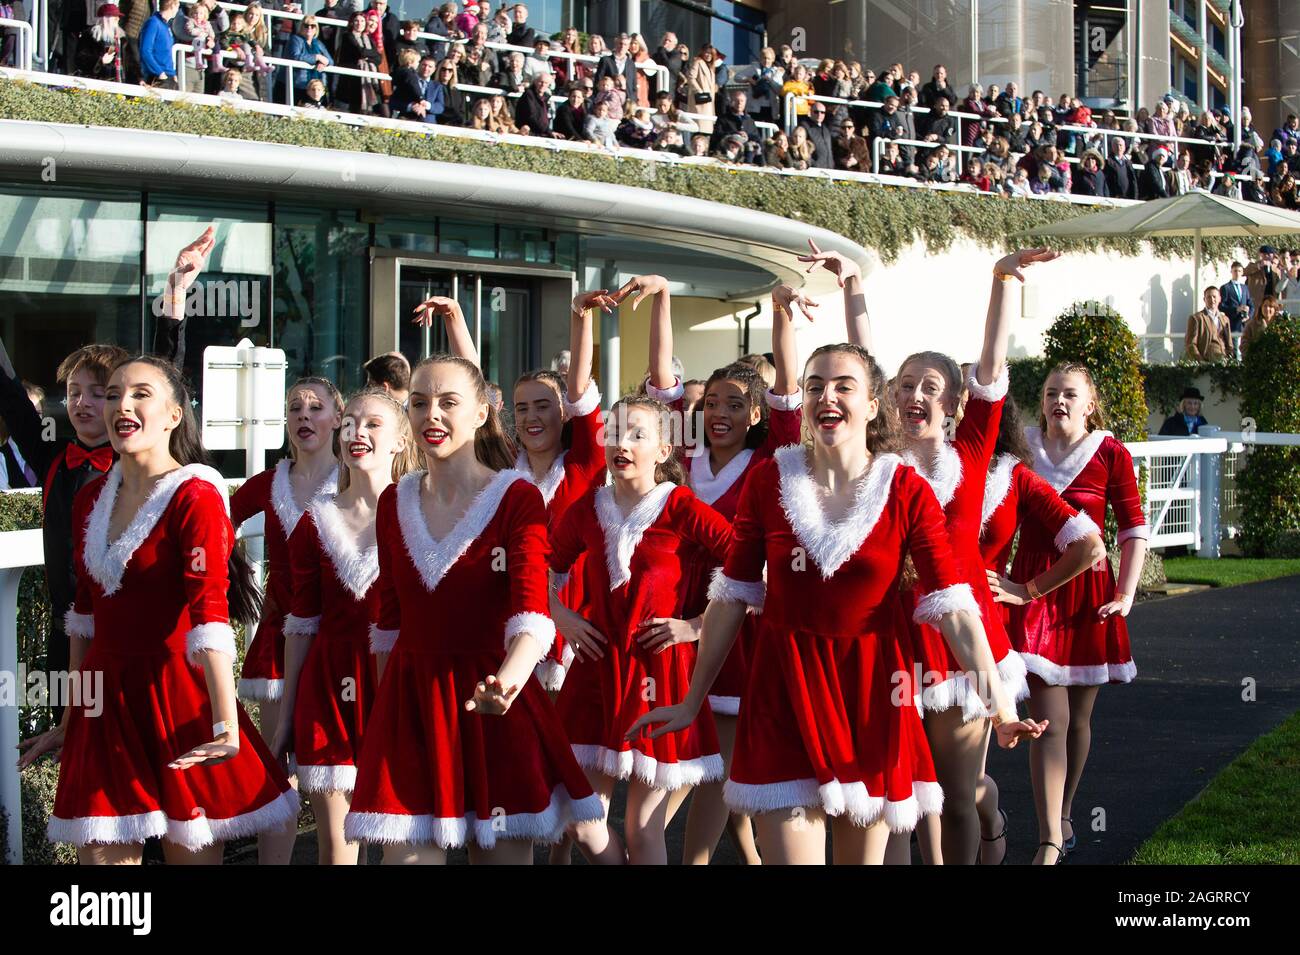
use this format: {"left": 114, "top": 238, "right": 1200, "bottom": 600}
{"left": 14, "top": 232, "right": 1148, "bottom": 865}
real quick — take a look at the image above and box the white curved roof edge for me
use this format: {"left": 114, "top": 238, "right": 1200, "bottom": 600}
{"left": 0, "top": 119, "right": 870, "bottom": 298}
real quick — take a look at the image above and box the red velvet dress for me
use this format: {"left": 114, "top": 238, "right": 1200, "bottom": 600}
{"left": 344, "top": 471, "right": 603, "bottom": 848}
{"left": 1008, "top": 429, "right": 1148, "bottom": 686}
{"left": 50, "top": 464, "right": 298, "bottom": 849}
{"left": 712, "top": 446, "right": 976, "bottom": 831}
{"left": 902, "top": 370, "right": 1029, "bottom": 722}
{"left": 550, "top": 482, "right": 733, "bottom": 790}
{"left": 284, "top": 500, "right": 380, "bottom": 795}
{"left": 516, "top": 380, "right": 607, "bottom": 691}
{"left": 678, "top": 389, "right": 802, "bottom": 716}
{"left": 231, "top": 459, "right": 337, "bottom": 701}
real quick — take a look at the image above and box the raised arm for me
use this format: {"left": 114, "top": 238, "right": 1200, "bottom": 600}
{"left": 154, "top": 226, "right": 217, "bottom": 367}
{"left": 569, "top": 287, "right": 619, "bottom": 399}
{"left": 797, "top": 238, "right": 870, "bottom": 352}
{"left": 412, "top": 295, "right": 479, "bottom": 365}
{"left": 980, "top": 248, "right": 1060, "bottom": 386}
{"left": 614, "top": 274, "right": 674, "bottom": 389}
{"left": 768, "top": 283, "right": 812, "bottom": 397}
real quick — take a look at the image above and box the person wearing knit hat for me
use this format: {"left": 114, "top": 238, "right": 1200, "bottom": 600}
{"left": 73, "top": 1, "right": 126, "bottom": 82}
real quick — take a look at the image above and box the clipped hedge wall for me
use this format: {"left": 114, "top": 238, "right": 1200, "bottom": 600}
{"left": 1236, "top": 315, "right": 1300, "bottom": 556}
{"left": 0, "top": 78, "right": 1247, "bottom": 265}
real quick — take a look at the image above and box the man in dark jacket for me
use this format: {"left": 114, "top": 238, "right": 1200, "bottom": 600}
{"left": 799, "top": 101, "right": 836, "bottom": 169}
{"left": 866, "top": 94, "right": 903, "bottom": 152}
{"left": 709, "top": 90, "right": 764, "bottom": 164}
{"left": 651, "top": 31, "right": 683, "bottom": 89}
{"left": 515, "top": 71, "right": 557, "bottom": 137}
{"left": 1220, "top": 261, "right": 1255, "bottom": 336}
{"left": 390, "top": 54, "right": 443, "bottom": 122}
{"left": 1103, "top": 136, "right": 1138, "bottom": 199}
{"left": 506, "top": 3, "right": 537, "bottom": 48}
{"left": 1158, "top": 388, "right": 1209, "bottom": 436}
{"left": 918, "top": 64, "right": 957, "bottom": 109}
{"left": 920, "top": 96, "right": 957, "bottom": 145}
{"left": 595, "top": 32, "right": 637, "bottom": 91}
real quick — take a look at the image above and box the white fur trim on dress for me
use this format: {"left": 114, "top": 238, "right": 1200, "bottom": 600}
{"left": 644, "top": 376, "right": 684, "bottom": 404}
{"left": 82, "top": 463, "right": 229, "bottom": 596}
{"left": 48, "top": 788, "right": 300, "bottom": 850}
{"left": 309, "top": 499, "right": 380, "bottom": 599}
{"left": 270, "top": 458, "right": 338, "bottom": 537}
{"left": 343, "top": 786, "right": 605, "bottom": 849}
{"left": 920, "top": 650, "right": 1031, "bottom": 722}
{"left": 237, "top": 677, "right": 283, "bottom": 701}
{"left": 185, "top": 621, "right": 237, "bottom": 666}
{"left": 1055, "top": 511, "right": 1103, "bottom": 551}
{"left": 296, "top": 763, "right": 358, "bottom": 795}
{"left": 765, "top": 388, "right": 803, "bottom": 412}
{"left": 283, "top": 614, "right": 321, "bottom": 638}
{"left": 1024, "top": 426, "right": 1112, "bottom": 493}
{"left": 594, "top": 482, "right": 676, "bottom": 589}
{"left": 902, "top": 441, "right": 963, "bottom": 508}
{"left": 571, "top": 744, "right": 725, "bottom": 791}
{"left": 534, "top": 641, "right": 575, "bottom": 692}
{"left": 1022, "top": 654, "right": 1136, "bottom": 687}
{"left": 690, "top": 447, "right": 753, "bottom": 506}
{"left": 707, "top": 568, "right": 765, "bottom": 613}
{"left": 63, "top": 609, "right": 94, "bottom": 639}
{"left": 397, "top": 469, "right": 528, "bottom": 593}
{"left": 1117, "top": 524, "right": 1150, "bottom": 543}
{"left": 369, "top": 625, "right": 399, "bottom": 654}
{"left": 708, "top": 695, "right": 740, "bottom": 716}
{"left": 723, "top": 778, "right": 944, "bottom": 833}
{"left": 911, "top": 583, "right": 979, "bottom": 623}
{"left": 516, "top": 449, "right": 567, "bottom": 506}
{"left": 504, "top": 611, "right": 557, "bottom": 661}
{"left": 981, "top": 453, "right": 1020, "bottom": 531}
{"left": 775, "top": 445, "right": 902, "bottom": 580}
{"left": 966, "top": 364, "right": 1010, "bottom": 403}
{"left": 563, "top": 378, "right": 602, "bottom": 418}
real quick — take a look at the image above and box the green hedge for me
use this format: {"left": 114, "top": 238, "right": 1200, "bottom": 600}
{"left": 0, "top": 78, "right": 1247, "bottom": 265}
{"left": 1236, "top": 315, "right": 1300, "bottom": 556}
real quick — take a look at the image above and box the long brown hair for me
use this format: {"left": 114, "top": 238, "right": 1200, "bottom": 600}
{"left": 336, "top": 388, "right": 422, "bottom": 492}
{"left": 1038, "top": 361, "right": 1106, "bottom": 432}
{"left": 514, "top": 368, "right": 573, "bottom": 450}
{"left": 286, "top": 376, "right": 343, "bottom": 461}
{"left": 802, "top": 343, "right": 902, "bottom": 454}
{"left": 412, "top": 354, "right": 516, "bottom": 471}
{"left": 993, "top": 393, "right": 1033, "bottom": 465}
{"left": 110, "top": 355, "right": 262, "bottom": 627}
{"left": 608, "top": 394, "right": 687, "bottom": 485}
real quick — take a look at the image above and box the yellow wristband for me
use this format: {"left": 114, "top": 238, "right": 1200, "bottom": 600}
{"left": 1026, "top": 576, "right": 1044, "bottom": 601}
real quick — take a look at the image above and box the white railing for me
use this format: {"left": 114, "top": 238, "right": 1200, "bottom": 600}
{"left": 0, "top": 17, "right": 33, "bottom": 72}
{"left": 0, "top": 499, "right": 262, "bottom": 865}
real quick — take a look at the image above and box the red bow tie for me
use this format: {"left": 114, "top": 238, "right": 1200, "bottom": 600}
{"left": 65, "top": 444, "right": 114, "bottom": 472}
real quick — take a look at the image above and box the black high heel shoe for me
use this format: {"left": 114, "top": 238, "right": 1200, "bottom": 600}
{"left": 1038, "top": 841, "right": 1067, "bottom": 865}
{"left": 1062, "top": 816, "right": 1077, "bottom": 852}
{"left": 980, "top": 808, "right": 1009, "bottom": 865}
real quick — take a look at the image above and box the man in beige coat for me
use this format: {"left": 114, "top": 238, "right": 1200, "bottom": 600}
{"left": 1184, "top": 286, "right": 1235, "bottom": 362}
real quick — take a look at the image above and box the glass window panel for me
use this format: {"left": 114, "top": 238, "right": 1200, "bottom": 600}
{"left": 500, "top": 226, "right": 553, "bottom": 263}
{"left": 439, "top": 219, "right": 497, "bottom": 258}
{"left": 374, "top": 216, "right": 437, "bottom": 254}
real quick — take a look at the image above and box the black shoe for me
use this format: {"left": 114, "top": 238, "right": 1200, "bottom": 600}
{"left": 1062, "top": 816, "right": 1077, "bottom": 852}
{"left": 980, "top": 808, "right": 1009, "bottom": 865}
{"left": 1038, "top": 841, "right": 1067, "bottom": 865}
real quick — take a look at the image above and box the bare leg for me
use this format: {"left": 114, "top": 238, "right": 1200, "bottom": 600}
{"left": 468, "top": 838, "right": 534, "bottom": 865}
{"left": 309, "top": 790, "right": 359, "bottom": 865}
{"left": 78, "top": 843, "right": 144, "bottom": 865}
{"left": 623, "top": 780, "right": 672, "bottom": 865}
{"left": 254, "top": 697, "right": 298, "bottom": 866}
{"left": 162, "top": 839, "right": 225, "bottom": 865}
{"left": 884, "top": 829, "right": 914, "bottom": 865}
{"left": 831, "top": 816, "right": 891, "bottom": 865}
{"left": 753, "top": 807, "right": 827, "bottom": 865}
{"left": 925, "top": 705, "right": 988, "bottom": 865}
{"left": 1062, "top": 685, "right": 1101, "bottom": 848}
{"left": 567, "top": 768, "right": 625, "bottom": 864}
{"left": 914, "top": 813, "right": 942, "bottom": 864}
{"left": 1027, "top": 676, "right": 1070, "bottom": 864}
{"left": 382, "top": 842, "right": 447, "bottom": 865}
{"left": 663, "top": 781, "right": 691, "bottom": 825}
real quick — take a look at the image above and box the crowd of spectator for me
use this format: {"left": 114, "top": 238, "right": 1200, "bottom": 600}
{"left": 6, "top": 2, "right": 1298, "bottom": 206}
{"left": 1184, "top": 244, "right": 1294, "bottom": 363}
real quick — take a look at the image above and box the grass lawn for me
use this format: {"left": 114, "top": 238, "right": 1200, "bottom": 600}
{"left": 1132, "top": 711, "right": 1300, "bottom": 864}
{"left": 1162, "top": 557, "right": 1300, "bottom": 588}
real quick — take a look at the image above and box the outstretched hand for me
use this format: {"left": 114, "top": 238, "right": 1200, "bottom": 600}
{"left": 16, "top": 725, "right": 65, "bottom": 771}
{"left": 993, "top": 247, "right": 1061, "bottom": 282}
{"left": 465, "top": 674, "right": 520, "bottom": 716}
{"left": 772, "top": 283, "right": 821, "bottom": 322}
{"left": 797, "top": 238, "right": 861, "bottom": 287}
{"left": 171, "top": 226, "right": 216, "bottom": 289}
{"left": 624, "top": 702, "right": 698, "bottom": 742}
{"left": 572, "top": 289, "right": 622, "bottom": 315}
{"left": 612, "top": 274, "right": 669, "bottom": 310}
{"left": 411, "top": 295, "right": 465, "bottom": 328}
{"left": 995, "top": 717, "right": 1049, "bottom": 749}
{"left": 168, "top": 737, "right": 239, "bottom": 770}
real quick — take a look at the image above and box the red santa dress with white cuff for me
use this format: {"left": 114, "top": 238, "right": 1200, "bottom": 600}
{"left": 549, "top": 482, "right": 733, "bottom": 790}
{"left": 1007, "top": 428, "right": 1147, "bottom": 686}
{"left": 50, "top": 464, "right": 298, "bottom": 849}
{"left": 284, "top": 500, "right": 381, "bottom": 795}
{"left": 679, "top": 388, "right": 803, "bottom": 715}
{"left": 517, "top": 379, "right": 607, "bottom": 692}
{"left": 231, "top": 459, "right": 337, "bottom": 701}
{"left": 344, "top": 471, "right": 603, "bottom": 848}
{"left": 902, "top": 369, "right": 1029, "bottom": 722}
{"left": 713, "top": 447, "right": 972, "bottom": 832}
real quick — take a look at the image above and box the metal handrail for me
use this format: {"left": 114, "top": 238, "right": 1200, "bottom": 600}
{"left": 0, "top": 17, "right": 33, "bottom": 72}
